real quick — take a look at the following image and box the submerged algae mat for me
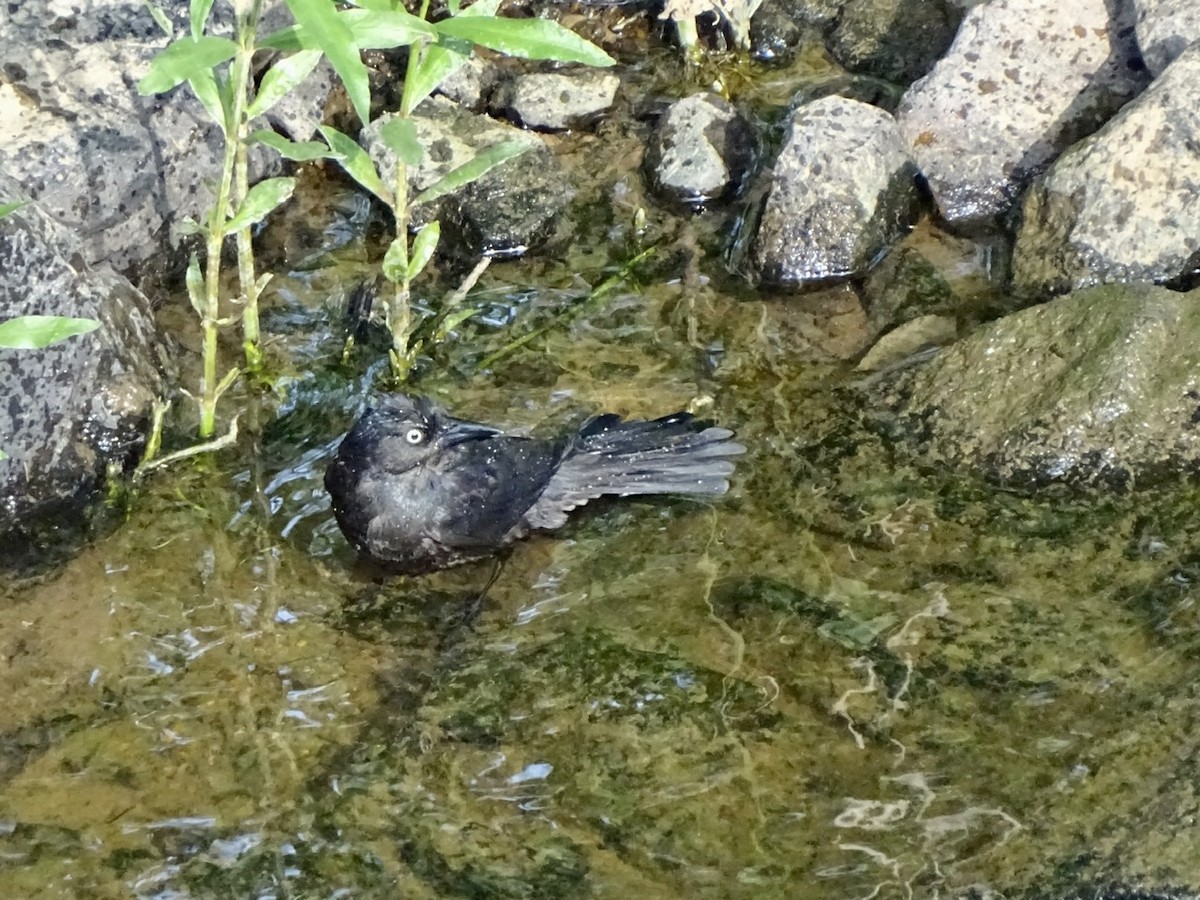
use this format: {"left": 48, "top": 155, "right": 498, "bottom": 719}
{"left": 4, "top": 268, "right": 1200, "bottom": 899}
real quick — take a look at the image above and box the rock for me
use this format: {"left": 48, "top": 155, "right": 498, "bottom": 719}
{"left": 491, "top": 70, "right": 620, "bottom": 132}
{"left": 745, "top": 95, "right": 919, "bottom": 288}
{"left": 0, "top": 1, "right": 282, "bottom": 273}
{"left": 828, "top": 0, "right": 962, "bottom": 85}
{"left": 644, "top": 94, "right": 758, "bottom": 207}
{"left": 1011, "top": 46, "right": 1200, "bottom": 297}
{"left": 881, "top": 284, "right": 1200, "bottom": 487}
{"left": 0, "top": 173, "right": 170, "bottom": 540}
{"left": 895, "top": 0, "right": 1147, "bottom": 231}
{"left": 856, "top": 315, "right": 957, "bottom": 372}
{"left": 862, "top": 224, "right": 1008, "bottom": 334}
{"left": 747, "top": 0, "right": 827, "bottom": 62}
{"left": 434, "top": 55, "right": 494, "bottom": 111}
{"left": 1134, "top": 0, "right": 1200, "bottom": 76}
{"left": 362, "top": 97, "right": 573, "bottom": 258}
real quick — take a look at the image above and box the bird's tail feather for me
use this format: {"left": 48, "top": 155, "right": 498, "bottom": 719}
{"left": 523, "top": 412, "right": 745, "bottom": 530}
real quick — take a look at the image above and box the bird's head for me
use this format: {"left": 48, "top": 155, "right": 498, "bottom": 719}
{"left": 342, "top": 394, "right": 501, "bottom": 473}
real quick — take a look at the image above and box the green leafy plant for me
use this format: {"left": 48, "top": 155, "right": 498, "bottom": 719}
{"left": 267, "top": 0, "right": 614, "bottom": 380}
{"left": 139, "top": 0, "right": 614, "bottom": 425}
{"left": 139, "top": 0, "right": 304, "bottom": 439}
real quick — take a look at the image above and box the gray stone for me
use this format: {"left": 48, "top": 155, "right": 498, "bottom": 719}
{"left": 0, "top": 173, "right": 170, "bottom": 533}
{"left": 828, "top": 0, "right": 962, "bottom": 85}
{"left": 433, "top": 56, "right": 494, "bottom": 111}
{"left": 1134, "top": 0, "right": 1200, "bottom": 76}
{"left": 491, "top": 71, "right": 620, "bottom": 132}
{"left": 746, "top": 96, "right": 919, "bottom": 288}
{"left": 882, "top": 284, "right": 1200, "bottom": 487}
{"left": 0, "top": 1, "right": 281, "bottom": 273}
{"left": 1011, "top": 46, "right": 1200, "bottom": 297}
{"left": 896, "top": 0, "right": 1147, "bottom": 230}
{"left": 747, "top": 0, "right": 828, "bottom": 62}
{"left": 363, "top": 98, "right": 573, "bottom": 258}
{"left": 645, "top": 94, "right": 758, "bottom": 207}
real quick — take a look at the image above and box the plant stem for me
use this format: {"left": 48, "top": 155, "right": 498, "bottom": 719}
{"left": 233, "top": 0, "right": 265, "bottom": 373}
{"left": 385, "top": 0, "right": 434, "bottom": 382}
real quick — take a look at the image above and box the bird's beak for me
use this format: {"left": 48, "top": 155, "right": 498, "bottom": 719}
{"left": 437, "top": 418, "right": 502, "bottom": 448}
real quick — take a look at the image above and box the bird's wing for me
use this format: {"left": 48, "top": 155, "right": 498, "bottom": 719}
{"left": 430, "top": 437, "right": 564, "bottom": 547}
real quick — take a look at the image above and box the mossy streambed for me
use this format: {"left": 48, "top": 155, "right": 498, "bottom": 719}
{"left": 5, "top": 58, "right": 1200, "bottom": 900}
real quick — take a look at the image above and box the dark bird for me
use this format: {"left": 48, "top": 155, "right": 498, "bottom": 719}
{"left": 325, "top": 394, "right": 745, "bottom": 574}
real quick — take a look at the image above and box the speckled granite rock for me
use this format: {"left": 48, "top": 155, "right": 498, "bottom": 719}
{"left": 881, "top": 283, "right": 1200, "bottom": 487}
{"left": 0, "top": 173, "right": 170, "bottom": 536}
{"left": 1011, "top": 45, "right": 1200, "bottom": 297}
{"left": 645, "top": 94, "right": 758, "bottom": 207}
{"left": 0, "top": 0, "right": 284, "bottom": 273}
{"left": 1133, "top": 0, "right": 1200, "bottom": 76}
{"left": 896, "top": 0, "right": 1147, "bottom": 230}
{"left": 491, "top": 71, "right": 620, "bottom": 132}
{"left": 746, "top": 95, "right": 919, "bottom": 288}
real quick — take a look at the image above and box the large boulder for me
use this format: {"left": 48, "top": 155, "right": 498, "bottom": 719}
{"left": 880, "top": 283, "right": 1200, "bottom": 487}
{"left": 895, "top": 0, "right": 1146, "bottom": 231}
{"left": 0, "top": 1, "right": 288, "bottom": 274}
{"left": 1133, "top": 0, "right": 1200, "bottom": 76}
{"left": 1011, "top": 45, "right": 1200, "bottom": 297}
{"left": 0, "top": 174, "right": 170, "bottom": 541}
{"left": 745, "top": 95, "right": 919, "bottom": 288}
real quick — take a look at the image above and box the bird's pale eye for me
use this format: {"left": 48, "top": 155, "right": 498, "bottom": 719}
{"left": 405, "top": 427, "right": 427, "bottom": 445}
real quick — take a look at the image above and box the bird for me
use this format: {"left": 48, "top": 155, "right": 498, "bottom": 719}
{"left": 324, "top": 393, "right": 745, "bottom": 574}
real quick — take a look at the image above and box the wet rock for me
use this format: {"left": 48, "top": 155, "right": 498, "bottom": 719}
{"left": 895, "top": 0, "right": 1147, "bottom": 231}
{"left": 644, "top": 94, "right": 758, "bottom": 207}
{"left": 434, "top": 55, "right": 494, "bottom": 111}
{"left": 0, "top": 174, "right": 170, "bottom": 539}
{"left": 0, "top": 1, "right": 283, "bottom": 273}
{"left": 828, "top": 0, "right": 962, "bottom": 85}
{"left": 746, "top": 0, "right": 827, "bottom": 62}
{"left": 862, "top": 225, "right": 1008, "bottom": 334}
{"left": 856, "top": 315, "right": 957, "bottom": 372}
{"left": 881, "top": 283, "right": 1200, "bottom": 488}
{"left": 490, "top": 70, "right": 620, "bottom": 132}
{"left": 363, "top": 97, "right": 573, "bottom": 258}
{"left": 1011, "top": 46, "right": 1200, "bottom": 298}
{"left": 745, "top": 95, "right": 919, "bottom": 288}
{"left": 1134, "top": 0, "right": 1200, "bottom": 76}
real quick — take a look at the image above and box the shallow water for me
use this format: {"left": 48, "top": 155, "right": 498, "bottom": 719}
{"left": 5, "top": 49, "right": 1200, "bottom": 900}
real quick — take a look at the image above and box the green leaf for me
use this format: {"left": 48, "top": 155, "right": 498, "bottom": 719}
{"left": 435, "top": 305, "right": 477, "bottom": 339}
{"left": 0, "top": 316, "right": 100, "bottom": 350}
{"left": 247, "top": 49, "right": 323, "bottom": 118}
{"left": 0, "top": 449, "right": 7, "bottom": 460}
{"left": 188, "top": 66, "right": 229, "bottom": 132}
{"left": 189, "top": 0, "right": 214, "bottom": 40}
{"left": 319, "top": 125, "right": 391, "bottom": 205}
{"left": 404, "top": 41, "right": 471, "bottom": 114}
{"left": 401, "top": 0, "right": 512, "bottom": 111}
{"left": 0, "top": 200, "right": 30, "bottom": 220}
{"left": 379, "top": 117, "right": 422, "bottom": 166}
{"left": 225, "top": 177, "right": 296, "bottom": 232}
{"left": 249, "top": 129, "right": 340, "bottom": 161}
{"left": 186, "top": 254, "right": 206, "bottom": 316}
{"left": 382, "top": 235, "right": 408, "bottom": 284}
{"left": 413, "top": 139, "right": 531, "bottom": 205}
{"left": 433, "top": 16, "right": 614, "bottom": 66}
{"left": 284, "top": 0, "right": 370, "bottom": 123}
{"left": 138, "top": 35, "right": 238, "bottom": 95}
{"left": 144, "top": 1, "right": 173, "bottom": 38}
{"left": 407, "top": 220, "right": 440, "bottom": 280}
{"left": 262, "top": 7, "right": 435, "bottom": 51}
